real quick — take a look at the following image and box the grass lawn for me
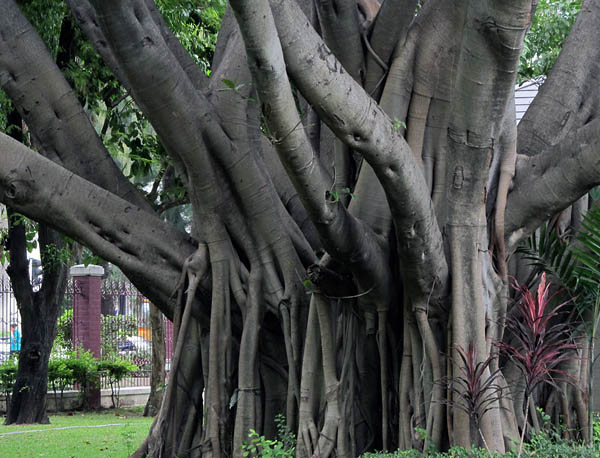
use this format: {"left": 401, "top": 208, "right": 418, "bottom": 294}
{"left": 0, "top": 407, "right": 153, "bottom": 457}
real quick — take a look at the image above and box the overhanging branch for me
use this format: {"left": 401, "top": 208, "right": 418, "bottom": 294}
{"left": 505, "top": 119, "right": 600, "bottom": 251}
{"left": 0, "top": 133, "right": 199, "bottom": 318}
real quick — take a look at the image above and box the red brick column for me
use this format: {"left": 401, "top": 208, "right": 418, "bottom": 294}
{"left": 70, "top": 264, "right": 104, "bottom": 409}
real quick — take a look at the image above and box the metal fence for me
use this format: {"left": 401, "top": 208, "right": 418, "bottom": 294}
{"left": 1, "top": 271, "right": 173, "bottom": 388}
{"left": 0, "top": 273, "right": 19, "bottom": 362}
{"left": 98, "top": 280, "right": 173, "bottom": 388}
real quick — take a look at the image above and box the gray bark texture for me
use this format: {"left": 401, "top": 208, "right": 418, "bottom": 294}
{"left": 1, "top": 0, "right": 599, "bottom": 456}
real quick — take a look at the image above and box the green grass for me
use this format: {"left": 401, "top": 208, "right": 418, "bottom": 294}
{"left": 0, "top": 407, "right": 153, "bottom": 457}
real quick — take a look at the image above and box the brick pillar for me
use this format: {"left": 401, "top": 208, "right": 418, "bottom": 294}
{"left": 70, "top": 264, "right": 104, "bottom": 409}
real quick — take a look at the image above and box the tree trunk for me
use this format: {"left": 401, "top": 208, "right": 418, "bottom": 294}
{"left": 144, "top": 303, "right": 166, "bottom": 417}
{"left": 4, "top": 217, "right": 67, "bottom": 424}
{"left": 6, "top": 297, "right": 55, "bottom": 424}
{"left": 1, "top": 0, "right": 599, "bottom": 455}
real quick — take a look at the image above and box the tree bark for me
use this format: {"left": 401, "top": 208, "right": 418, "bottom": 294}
{"left": 1, "top": 0, "right": 600, "bottom": 455}
{"left": 144, "top": 303, "right": 166, "bottom": 417}
{"left": 4, "top": 213, "right": 67, "bottom": 425}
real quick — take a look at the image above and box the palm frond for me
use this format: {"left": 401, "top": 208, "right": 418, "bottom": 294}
{"left": 572, "top": 207, "right": 600, "bottom": 295}
{"left": 517, "top": 224, "right": 577, "bottom": 296}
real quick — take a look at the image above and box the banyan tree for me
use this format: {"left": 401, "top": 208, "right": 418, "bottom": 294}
{"left": 1, "top": 0, "right": 600, "bottom": 456}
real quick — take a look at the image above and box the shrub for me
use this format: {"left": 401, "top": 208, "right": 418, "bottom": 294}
{"left": 241, "top": 413, "right": 295, "bottom": 457}
{"left": 48, "top": 357, "right": 74, "bottom": 411}
{"left": 64, "top": 349, "right": 100, "bottom": 410}
{"left": 242, "top": 429, "right": 294, "bottom": 458}
{"left": 0, "top": 357, "right": 17, "bottom": 409}
{"left": 98, "top": 358, "right": 138, "bottom": 408}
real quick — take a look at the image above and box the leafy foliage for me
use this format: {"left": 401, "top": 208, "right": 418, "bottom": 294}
{"left": 0, "top": 357, "right": 18, "bottom": 401}
{"left": 519, "top": 0, "right": 582, "bottom": 82}
{"left": 48, "top": 356, "right": 75, "bottom": 411}
{"left": 98, "top": 358, "right": 138, "bottom": 408}
{"left": 242, "top": 430, "right": 295, "bottom": 458}
{"left": 157, "top": 0, "right": 225, "bottom": 74}
{"left": 241, "top": 414, "right": 296, "bottom": 457}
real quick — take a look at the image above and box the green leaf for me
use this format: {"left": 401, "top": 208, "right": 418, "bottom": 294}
{"left": 221, "top": 78, "right": 236, "bottom": 89}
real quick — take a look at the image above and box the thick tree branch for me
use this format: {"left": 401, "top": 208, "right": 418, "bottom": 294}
{"left": 0, "top": 0, "right": 152, "bottom": 213}
{"left": 0, "top": 133, "right": 198, "bottom": 318}
{"left": 81, "top": 0, "right": 315, "bottom": 292}
{"left": 143, "top": 0, "right": 210, "bottom": 92}
{"left": 505, "top": 119, "right": 600, "bottom": 251}
{"left": 230, "top": 0, "right": 392, "bottom": 308}
{"left": 506, "top": 0, "right": 600, "bottom": 245}
{"left": 517, "top": 0, "right": 600, "bottom": 157}
{"left": 269, "top": 0, "right": 448, "bottom": 307}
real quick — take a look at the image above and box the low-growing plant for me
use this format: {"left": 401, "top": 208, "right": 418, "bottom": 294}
{"left": 241, "top": 413, "right": 296, "bottom": 457}
{"left": 48, "top": 356, "right": 74, "bottom": 411}
{"left": 446, "top": 343, "right": 502, "bottom": 456}
{"left": 274, "top": 413, "right": 295, "bottom": 452}
{"left": 242, "top": 429, "right": 295, "bottom": 457}
{"left": 98, "top": 357, "right": 138, "bottom": 408}
{"left": 64, "top": 348, "right": 100, "bottom": 410}
{"left": 0, "top": 357, "right": 18, "bottom": 410}
{"left": 497, "top": 273, "right": 579, "bottom": 458}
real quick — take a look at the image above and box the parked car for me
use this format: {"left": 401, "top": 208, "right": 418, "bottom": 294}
{"left": 118, "top": 335, "right": 151, "bottom": 355}
{"left": 117, "top": 340, "right": 136, "bottom": 352}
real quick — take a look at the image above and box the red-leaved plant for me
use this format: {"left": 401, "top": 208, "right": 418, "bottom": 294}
{"left": 497, "top": 273, "right": 579, "bottom": 457}
{"left": 448, "top": 343, "right": 502, "bottom": 455}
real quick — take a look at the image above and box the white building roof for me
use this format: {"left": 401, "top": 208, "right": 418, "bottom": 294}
{"left": 515, "top": 78, "right": 544, "bottom": 124}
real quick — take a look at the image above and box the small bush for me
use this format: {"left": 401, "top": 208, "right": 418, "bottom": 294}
{"left": 242, "top": 415, "right": 600, "bottom": 457}
{"left": 0, "top": 357, "right": 18, "bottom": 409}
{"left": 48, "top": 357, "right": 74, "bottom": 411}
{"left": 241, "top": 413, "right": 295, "bottom": 457}
{"left": 98, "top": 358, "right": 137, "bottom": 408}
{"left": 64, "top": 349, "right": 100, "bottom": 409}
{"left": 242, "top": 429, "right": 294, "bottom": 457}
